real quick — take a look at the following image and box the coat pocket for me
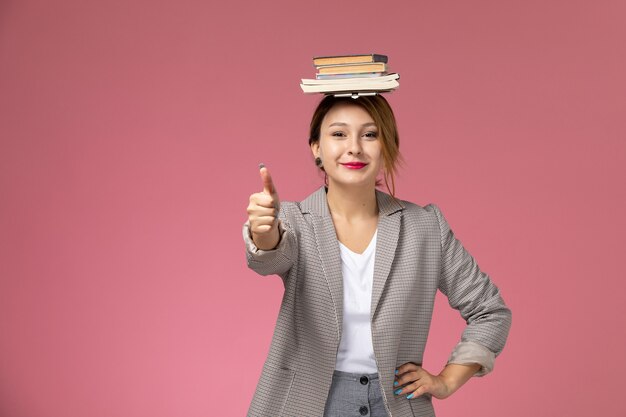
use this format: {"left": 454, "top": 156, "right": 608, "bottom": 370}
{"left": 248, "top": 363, "right": 296, "bottom": 417}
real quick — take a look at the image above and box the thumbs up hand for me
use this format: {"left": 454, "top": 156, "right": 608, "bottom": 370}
{"left": 247, "top": 164, "right": 281, "bottom": 250}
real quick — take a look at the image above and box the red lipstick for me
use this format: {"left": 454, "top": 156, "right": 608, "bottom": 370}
{"left": 341, "top": 162, "right": 367, "bottom": 169}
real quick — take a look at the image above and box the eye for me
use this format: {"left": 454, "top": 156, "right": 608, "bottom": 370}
{"left": 331, "top": 131, "right": 346, "bottom": 138}
{"left": 363, "top": 131, "right": 378, "bottom": 140}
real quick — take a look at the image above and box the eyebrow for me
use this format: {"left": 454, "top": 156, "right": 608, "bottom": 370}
{"left": 328, "top": 122, "right": 377, "bottom": 128}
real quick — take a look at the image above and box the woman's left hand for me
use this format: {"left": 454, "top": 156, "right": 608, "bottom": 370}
{"left": 393, "top": 363, "right": 452, "bottom": 400}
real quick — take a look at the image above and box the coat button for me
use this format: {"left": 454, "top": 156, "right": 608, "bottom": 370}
{"left": 360, "top": 376, "right": 369, "bottom": 385}
{"left": 359, "top": 405, "right": 368, "bottom": 415}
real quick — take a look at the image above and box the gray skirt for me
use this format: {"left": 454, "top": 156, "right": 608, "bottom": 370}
{"left": 323, "top": 370, "right": 390, "bottom": 417}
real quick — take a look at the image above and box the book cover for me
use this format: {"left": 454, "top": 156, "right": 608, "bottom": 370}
{"left": 312, "top": 54, "right": 388, "bottom": 67}
{"left": 315, "top": 72, "right": 385, "bottom": 80}
{"left": 317, "top": 62, "right": 387, "bottom": 75}
{"left": 300, "top": 79, "right": 399, "bottom": 94}
{"left": 302, "top": 73, "right": 399, "bottom": 85}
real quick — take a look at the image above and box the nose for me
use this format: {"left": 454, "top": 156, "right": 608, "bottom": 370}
{"left": 347, "top": 135, "right": 362, "bottom": 155}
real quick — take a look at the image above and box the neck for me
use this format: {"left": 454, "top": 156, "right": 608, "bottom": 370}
{"left": 325, "top": 180, "right": 378, "bottom": 221}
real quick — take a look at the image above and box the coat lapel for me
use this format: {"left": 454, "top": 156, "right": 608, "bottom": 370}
{"left": 301, "top": 187, "right": 344, "bottom": 341}
{"left": 300, "top": 186, "right": 405, "bottom": 341}
{"left": 371, "top": 190, "right": 404, "bottom": 319}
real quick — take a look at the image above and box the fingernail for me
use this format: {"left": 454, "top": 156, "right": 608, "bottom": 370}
{"left": 259, "top": 163, "right": 265, "bottom": 169}
{"left": 407, "top": 394, "right": 414, "bottom": 399}
{"left": 393, "top": 381, "right": 398, "bottom": 386}
{"left": 394, "top": 389, "right": 402, "bottom": 395}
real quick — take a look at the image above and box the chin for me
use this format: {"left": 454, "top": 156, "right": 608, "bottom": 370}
{"left": 330, "top": 177, "right": 377, "bottom": 188}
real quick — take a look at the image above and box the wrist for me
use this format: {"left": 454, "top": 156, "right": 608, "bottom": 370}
{"left": 251, "top": 222, "right": 281, "bottom": 250}
{"left": 438, "top": 363, "right": 481, "bottom": 396}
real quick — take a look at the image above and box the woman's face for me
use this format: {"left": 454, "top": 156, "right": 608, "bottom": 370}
{"left": 311, "top": 102, "right": 384, "bottom": 189}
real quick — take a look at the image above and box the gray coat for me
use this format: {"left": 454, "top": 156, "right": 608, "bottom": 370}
{"left": 242, "top": 186, "right": 511, "bottom": 417}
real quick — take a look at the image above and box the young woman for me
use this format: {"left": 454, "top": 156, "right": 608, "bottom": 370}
{"left": 243, "top": 94, "right": 511, "bottom": 417}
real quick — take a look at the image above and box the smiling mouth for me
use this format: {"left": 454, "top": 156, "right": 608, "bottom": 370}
{"left": 341, "top": 162, "right": 368, "bottom": 169}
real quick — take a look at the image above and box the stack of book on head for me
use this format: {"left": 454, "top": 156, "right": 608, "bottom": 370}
{"left": 300, "top": 54, "right": 399, "bottom": 97}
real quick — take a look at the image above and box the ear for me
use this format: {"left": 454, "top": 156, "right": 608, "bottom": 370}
{"left": 310, "top": 142, "right": 320, "bottom": 158}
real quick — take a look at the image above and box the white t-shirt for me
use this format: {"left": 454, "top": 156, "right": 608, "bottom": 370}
{"left": 334, "top": 229, "right": 379, "bottom": 373}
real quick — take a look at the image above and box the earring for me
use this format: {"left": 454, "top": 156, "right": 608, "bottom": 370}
{"left": 315, "top": 157, "right": 323, "bottom": 168}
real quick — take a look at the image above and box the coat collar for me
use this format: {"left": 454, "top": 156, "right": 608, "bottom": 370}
{"left": 300, "top": 185, "right": 404, "bottom": 340}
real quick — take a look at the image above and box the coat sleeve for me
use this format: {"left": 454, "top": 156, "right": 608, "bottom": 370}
{"left": 242, "top": 206, "right": 298, "bottom": 280}
{"left": 427, "top": 203, "right": 512, "bottom": 377}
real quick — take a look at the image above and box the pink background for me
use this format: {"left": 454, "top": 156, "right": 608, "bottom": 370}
{"left": 1, "top": 0, "right": 625, "bottom": 416}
